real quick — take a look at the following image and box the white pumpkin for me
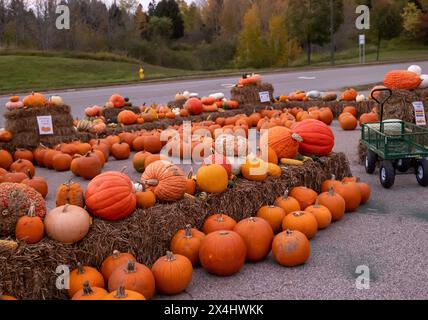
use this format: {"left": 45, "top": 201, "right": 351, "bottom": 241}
{"left": 306, "top": 90, "right": 321, "bottom": 100}
{"left": 408, "top": 65, "right": 422, "bottom": 76}
{"left": 49, "top": 95, "right": 64, "bottom": 106}
{"left": 356, "top": 94, "right": 366, "bottom": 102}
{"left": 189, "top": 93, "right": 199, "bottom": 98}
{"left": 209, "top": 93, "right": 225, "bottom": 100}
{"left": 183, "top": 91, "right": 190, "bottom": 99}
{"left": 419, "top": 74, "right": 428, "bottom": 88}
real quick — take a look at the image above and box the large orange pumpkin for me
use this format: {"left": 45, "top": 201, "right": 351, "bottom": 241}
{"left": 141, "top": 161, "right": 187, "bottom": 202}
{"left": 341, "top": 88, "right": 358, "bottom": 101}
{"left": 22, "top": 92, "right": 46, "bottom": 107}
{"left": 117, "top": 110, "right": 138, "bottom": 125}
{"left": 256, "top": 205, "right": 286, "bottom": 234}
{"left": 292, "top": 119, "right": 334, "bottom": 156}
{"left": 262, "top": 126, "right": 302, "bottom": 159}
{"left": 339, "top": 113, "right": 358, "bottom": 130}
{"left": 85, "top": 171, "right": 137, "bottom": 221}
{"left": 196, "top": 164, "right": 229, "bottom": 193}
{"left": 384, "top": 70, "right": 422, "bottom": 90}
{"left": 69, "top": 263, "right": 105, "bottom": 298}
{"left": 101, "top": 250, "right": 137, "bottom": 281}
{"left": 202, "top": 214, "right": 237, "bottom": 234}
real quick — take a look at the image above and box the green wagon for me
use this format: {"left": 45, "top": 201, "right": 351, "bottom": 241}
{"left": 360, "top": 88, "right": 428, "bottom": 188}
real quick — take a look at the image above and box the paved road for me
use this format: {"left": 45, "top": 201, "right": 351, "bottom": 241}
{"left": 1, "top": 61, "right": 428, "bottom": 128}
{"left": 33, "top": 122, "right": 428, "bottom": 300}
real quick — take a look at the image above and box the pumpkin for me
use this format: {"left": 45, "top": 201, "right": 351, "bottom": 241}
{"left": 85, "top": 171, "right": 136, "bottom": 221}
{"left": 359, "top": 112, "right": 379, "bottom": 126}
{"left": 21, "top": 170, "right": 48, "bottom": 198}
{"left": 267, "top": 163, "right": 282, "bottom": 177}
{"left": 289, "top": 187, "right": 317, "bottom": 210}
{"left": 101, "top": 250, "right": 137, "bottom": 281}
{"left": 91, "top": 140, "right": 110, "bottom": 160}
{"left": 43, "top": 149, "right": 60, "bottom": 169}
{"left": 0, "top": 295, "right": 17, "bottom": 300}
{"left": 341, "top": 88, "right": 358, "bottom": 101}
{"left": 108, "top": 260, "right": 155, "bottom": 299}
{"left": 142, "top": 134, "right": 162, "bottom": 154}
{"left": 274, "top": 190, "right": 301, "bottom": 215}
{"left": 103, "top": 287, "right": 145, "bottom": 300}
{"left": 262, "top": 126, "right": 302, "bottom": 159}
{"left": 111, "top": 141, "right": 131, "bottom": 160}
{"left": 272, "top": 229, "right": 310, "bottom": 267}
{"left": 118, "top": 132, "right": 137, "bottom": 148}
{"left": 55, "top": 180, "right": 84, "bottom": 207}
{"left": 321, "top": 175, "right": 340, "bottom": 192}
{"left": 132, "top": 151, "right": 151, "bottom": 173}
{"left": 291, "top": 119, "right": 334, "bottom": 156}
{"left": 356, "top": 181, "right": 371, "bottom": 204}
{"left": 202, "top": 154, "right": 232, "bottom": 178}
{"left": 241, "top": 157, "right": 268, "bottom": 181}
{"left": 199, "top": 230, "right": 246, "bottom": 276}
{"left": 10, "top": 159, "right": 35, "bottom": 177}
{"left": 185, "top": 98, "right": 203, "bottom": 115}
{"left": 135, "top": 183, "right": 156, "bottom": 209}
{"left": 69, "top": 263, "right": 105, "bottom": 298}
{"left": 0, "top": 149, "right": 13, "bottom": 170}
{"left": 22, "top": 92, "right": 46, "bottom": 107}
{"left": 141, "top": 161, "right": 187, "bottom": 202}
{"left": 109, "top": 94, "right": 125, "bottom": 108}
{"left": 144, "top": 154, "right": 166, "bottom": 168}
{"left": 0, "top": 130, "right": 12, "bottom": 142}
{"left": 343, "top": 106, "right": 357, "bottom": 117}
{"left": 0, "top": 183, "right": 46, "bottom": 237}
{"left": 333, "top": 182, "right": 361, "bottom": 212}
{"left": 152, "top": 251, "right": 193, "bottom": 295}
{"left": 72, "top": 281, "right": 108, "bottom": 300}
{"left": 0, "top": 171, "right": 27, "bottom": 184}
{"left": 33, "top": 145, "right": 48, "bottom": 167}
{"left": 5, "top": 100, "right": 22, "bottom": 110}
{"left": 202, "top": 213, "right": 237, "bottom": 234}
{"left": 185, "top": 170, "right": 196, "bottom": 195}
{"left": 72, "top": 152, "right": 102, "bottom": 179}
{"left": 44, "top": 205, "right": 91, "bottom": 244}
{"left": 282, "top": 211, "right": 318, "bottom": 239}
{"left": 384, "top": 70, "right": 422, "bottom": 90}
{"left": 91, "top": 149, "right": 106, "bottom": 167}
{"left": 304, "top": 200, "right": 332, "bottom": 229}
{"left": 196, "top": 164, "right": 228, "bottom": 194}
{"left": 75, "top": 142, "right": 92, "bottom": 155}
{"left": 49, "top": 95, "right": 64, "bottom": 106}
{"left": 318, "top": 108, "right": 334, "bottom": 125}
{"left": 117, "top": 110, "right": 138, "bottom": 125}
{"left": 52, "top": 153, "right": 72, "bottom": 172}
{"left": 15, "top": 203, "right": 44, "bottom": 244}
{"left": 339, "top": 113, "right": 358, "bottom": 130}
{"left": 233, "top": 217, "right": 273, "bottom": 262}
{"left": 171, "top": 225, "right": 205, "bottom": 266}
{"left": 317, "top": 187, "right": 346, "bottom": 222}
{"left": 256, "top": 205, "right": 286, "bottom": 234}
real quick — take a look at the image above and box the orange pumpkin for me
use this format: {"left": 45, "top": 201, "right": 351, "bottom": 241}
{"left": 15, "top": 204, "right": 44, "bottom": 244}
{"left": 52, "top": 153, "right": 72, "bottom": 172}
{"left": 135, "top": 184, "right": 156, "bottom": 209}
{"left": 21, "top": 170, "right": 48, "bottom": 198}
{"left": 111, "top": 141, "right": 131, "bottom": 160}
{"left": 334, "top": 182, "right": 361, "bottom": 212}
{"left": 0, "top": 130, "right": 12, "bottom": 142}
{"left": 341, "top": 88, "right": 358, "bottom": 101}
{"left": 69, "top": 263, "right": 105, "bottom": 298}
{"left": 262, "top": 127, "right": 301, "bottom": 159}
{"left": 384, "top": 70, "right": 422, "bottom": 90}
{"left": 10, "top": 159, "right": 35, "bottom": 177}
{"left": 304, "top": 200, "right": 332, "bottom": 229}
{"left": 356, "top": 181, "right": 371, "bottom": 204}
{"left": 55, "top": 180, "right": 84, "bottom": 207}
{"left": 342, "top": 106, "right": 357, "bottom": 117}
{"left": 289, "top": 187, "right": 318, "bottom": 210}
{"left": 103, "top": 287, "right": 145, "bottom": 300}
{"left": 274, "top": 190, "right": 301, "bottom": 215}
{"left": 0, "top": 149, "right": 13, "bottom": 170}
{"left": 109, "top": 94, "right": 125, "bottom": 108}
{"left": 359, "top": 112, "right": 379, "bottom": 125}
{"left": 72, "top": 282, "right": 108, "bottom": 300}
{"left": 272, "top": 229, "right": 310, "bottom": 267}
{"left": 101, "top": 250, "right": 137, "bottom": 281}
{"left": 241, "top": 157, "right": 268, "bottom": 182}
{"left": 196, "top": 164, "right": 229, "bottom": 193}
{"left": 339, "top": 113, "right": 358, "bottom": 130}
{"left": 171, "top": 225, "right": 205, "bottom": 266}
{"left": 282, "top": 211, "right": 318, "bottom": 239}
{"left": 22, "top": 92, "right": 46, "bottom": 107}
{"left": 256, "top": 205, "right": 286, "bottom": 234}
{"left": 202, "top": 213, "right": 237, "bottom": 234}
{"left": 317, "top": 187, "right": 346, "bottom": 222}
{"left": 117, "top": 110, "right": 138, "bottom": 125}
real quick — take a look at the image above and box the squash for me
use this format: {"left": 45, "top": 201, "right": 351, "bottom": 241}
{"left": 55, "top": 180, "right": 84, "bottom": 207}
{"left": 292, "top": 119, "right": 334, "bottom": 156}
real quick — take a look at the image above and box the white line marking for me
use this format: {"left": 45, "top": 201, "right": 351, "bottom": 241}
{"left": 298, "top": 76, "right": 317, "bottom": 80}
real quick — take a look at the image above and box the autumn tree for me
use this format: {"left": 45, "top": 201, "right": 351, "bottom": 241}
{"left": 401, "top": 2, "right": 422, "bottom": 39}
{"left": 234, "top": 4, "right": 268, "bottom": 68}
{"left": 135, "top": 3, "right": 149, "bottom": 39}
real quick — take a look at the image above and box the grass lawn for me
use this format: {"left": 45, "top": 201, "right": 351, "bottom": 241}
{"left": 0, "top": 47, "right": 427, "bottom": 93}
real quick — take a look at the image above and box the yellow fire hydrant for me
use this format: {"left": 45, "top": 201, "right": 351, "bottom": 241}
{"left": 139, "top": 66, "right": 145, "bottom": 80}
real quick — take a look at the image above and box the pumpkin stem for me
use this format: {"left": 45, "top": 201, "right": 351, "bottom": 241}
{"left": 112, "top": 250, "right": 121, "bottom": 259}
{"left": 215, "top": 214, "right": 225, "bottom": 222}
{"left": 114, "top": 286, "right": 128, "bottom": 299}
{"left": 26, "top": 169, "right": 33, "bottom": 179}
{"left": 313, "top": 198, "right": 321, "bottom": 208}
{"left": 328, "top": 186, "right": 335, "bottom": 196}
{"left": 331, "top": 174, "right": 336, "bottom": 181}
{"left": 283, "top": 189, "right": 289, "bottom": 199}
{"left": 293, "top": 211, "right": 304, "bottom": 217}
{"left": 219, "top": 231, "right": 229, "bottom": 236}
{"left": 285, "top": 229, "right": 293, "bottom": 236}
{"left": 166, "top": 251, "right": 176, "bottom": 262}
{"left": 291, "top": 133, "right": 303, "bottom": 143}
{"left": 184, "top": 225, "right": 193, "bottom": 238}
{"left": 126, "top": 260, "right": 137, "bottom": 273}
{"left": 82, "top": 281, "right": 94, "bottom": 296}
{"left": 144, "top": 179, "right": 159, "bottom": 187}
{"left": 76, "top": 263, "right": 85, "bottom": 275}
{"left": 248, "top": 217, "right": 256, "bottom": 222}
{"left": 62, "top": 204, "right": 69, "bottom": 213}
{"left": 27, "top": 203, "right": 36, "bottom": 217}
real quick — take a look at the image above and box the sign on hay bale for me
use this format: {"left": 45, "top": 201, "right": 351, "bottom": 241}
{"left": 0, "top": 152, "right": 350, "bottom": 300}
{"left": 4, "top": 105, "right": 76, "bottom": 150}
{"left": 231, "top": 83, "right": 275, "bottom": 106}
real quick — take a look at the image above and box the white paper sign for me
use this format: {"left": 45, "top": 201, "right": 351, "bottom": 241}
{"left": 412, "top": 101, "right": 427, "bottom": 126}
{"left": 259, "top": 91, "right": 270, "bottom": 103}
{"left": 359, "top": 34, "right": 365, "bottom": 45}
{"left": 37, "top": 115, "right": 54, "bottom": 135}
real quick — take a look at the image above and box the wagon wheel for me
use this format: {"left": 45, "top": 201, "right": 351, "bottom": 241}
{"left": 379, "top": 160, "right": 395, "bottom": 189}
{"left": 396, "top": 159, "right": 412, "bottom": 173}
{"left": 416, "top": 159, "right": 428, "bottom": 187}
{"left": 365, "top": 149, "right": 377, "bottom": 174}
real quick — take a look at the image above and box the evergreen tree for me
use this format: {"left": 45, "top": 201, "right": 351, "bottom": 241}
{"left": 153, "top": 0, "right": 184, "bottom": 38}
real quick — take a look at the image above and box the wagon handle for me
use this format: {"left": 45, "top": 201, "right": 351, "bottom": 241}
{"left": 370, "top": 88, "right": 392, "bottom": 122}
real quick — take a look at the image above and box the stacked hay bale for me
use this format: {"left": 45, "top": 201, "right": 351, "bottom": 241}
{"left": 231, "top": 83, "right": 274, "bottom": 107}
{"left": 3, "top": 105, "right": 76, "bottom": 150}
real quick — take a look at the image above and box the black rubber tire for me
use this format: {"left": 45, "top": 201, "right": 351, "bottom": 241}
{"left": 416, "top": 159, "right": 428, "bottom": 187}
{"left": 396, "top": 159, "right": 412, "bottom": 173}
{"left": 379, "top": 160, "right": 395, "bottom": 189}
{"left": 365, "top": 149, "right": 377, "bottom": 174}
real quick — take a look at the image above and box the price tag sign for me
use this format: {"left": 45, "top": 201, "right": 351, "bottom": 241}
{"left": 359, "top": 34, "right": 365, "bottom": 45}
{"left": 259, "top": 91, "right": 270, "bottom": 103}
{"left": 37, "top": 115, "right": 54, "bottom": 135}
{"left": 412, "top": 101, "right": 427, "bottom": 126}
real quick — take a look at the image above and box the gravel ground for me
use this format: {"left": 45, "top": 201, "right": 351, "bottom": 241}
{"left": 37, "top": 121, "right": 428, "bottom": 300}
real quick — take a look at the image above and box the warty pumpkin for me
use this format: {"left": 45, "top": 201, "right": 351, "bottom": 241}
{"left": 141, "top": 161, "right": 187, "bottom": 202}
{"left": 170, "top": 224, "right": 205, "bottom": 266}
{"left": 384, "top": 70, "right": 422, "bottom": 90}
{"left": 233, "top": 217, "right": 273, "bottom": 262}
{"left": 292, "top": 119, "right": 334, "bottom": 156}
{"left": 108, "top": 260, "right": 155, "bottom": 299}
{"left": 272, "top": 229, "right": 310, "bottom": 267}
{"left": 199, "top": 230, "right": 246, "bottom": 276}
{"left": 85, "top": 171, "right": 136, "bottom": 221}
{"left": 151, "top": 252, "right": 193, "bottom": 295}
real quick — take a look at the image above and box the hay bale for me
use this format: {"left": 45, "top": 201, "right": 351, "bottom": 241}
{"left": 0, "top": 152, "right": 350, "bottom": 300}
{"left": 277, "top": 100, "right": 373, "bottom": 117}
{"left": 231, "top": 83, "right": 274, "bottom": 106}
{"left": 4, "top": 105, "right": 76, "bottom": 150}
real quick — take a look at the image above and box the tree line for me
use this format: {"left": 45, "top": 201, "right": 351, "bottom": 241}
{"left": 0, "top": 0, "right": 427, "bottom": 70}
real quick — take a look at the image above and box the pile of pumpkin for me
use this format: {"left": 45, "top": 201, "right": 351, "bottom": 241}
{"left": 278, "top": 88, "right": 366, "bottom": 103}
{"left": 4, "top": 92, "right": 64, "bottom": 111}
{"left": 338, "top": 105, "right": 380, "bottom": 131}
